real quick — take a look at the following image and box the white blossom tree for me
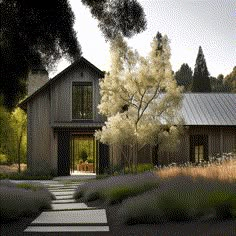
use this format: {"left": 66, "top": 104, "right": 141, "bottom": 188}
{"left": 95, "top": 33, "right": 183, "bottom": 172}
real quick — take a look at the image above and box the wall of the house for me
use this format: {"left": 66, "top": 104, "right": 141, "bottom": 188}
{"left": 27, "top": 88, "right": 53, "bottom": 174}
{"left": 50, "top": 62, "right": 104, "bottom": 124}
{"left": 158, "top": 126, "right": 236, "bottom": 165}
{"left": 28, "top": 70, "right": 48, "bottom": 96}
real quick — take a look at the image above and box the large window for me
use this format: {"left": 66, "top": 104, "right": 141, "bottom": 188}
{"left": 72, "top": 82, "right": 93, "bottom": 120}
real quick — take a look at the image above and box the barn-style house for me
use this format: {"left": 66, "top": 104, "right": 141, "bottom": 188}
{"left": 19, "top": 57, "right": 236, "bottom": 176}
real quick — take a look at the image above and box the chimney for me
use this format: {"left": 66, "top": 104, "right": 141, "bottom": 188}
{"left": 27, "top": 67, "right": 49, "bottom": 96}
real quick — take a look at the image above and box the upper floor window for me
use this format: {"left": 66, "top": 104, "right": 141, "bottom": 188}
{"left": 72, "top": 82, "right": 93, "bottom": 120}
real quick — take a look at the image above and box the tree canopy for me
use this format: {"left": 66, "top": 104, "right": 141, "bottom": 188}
{"left": 224, "top": 66, "right": 236, "bottom": 93}
{"left": 174, "top": 63, "right": 193, "bottom": 92}
{"left": 192, "top": 46, "right": 211, "bottom": 92}
{"left": 0, "top": 0, "right": 147, "bottom": 109}
{"left": 95, "top": 33, "right": 182, "bottom": 154}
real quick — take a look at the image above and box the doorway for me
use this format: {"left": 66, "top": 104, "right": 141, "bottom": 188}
{"left": 70, "top": 134, "right": 96, "bottom": 174}
{"left": 190, "top": 135, "right": 208, "bottom": 163}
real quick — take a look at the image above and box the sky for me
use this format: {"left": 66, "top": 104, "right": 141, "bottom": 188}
{"left": 50, "top": 0, "right": 235, "bottom": 78}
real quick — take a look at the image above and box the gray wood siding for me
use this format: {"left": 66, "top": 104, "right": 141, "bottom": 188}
{"left": 27, "top": 89, "right": 51, "bottom": 174}
{"left": 51, "top": 64, "right": 104, "bottom": 124}
{"left": 158, "top": 126, "right": 236, "bottom": 165}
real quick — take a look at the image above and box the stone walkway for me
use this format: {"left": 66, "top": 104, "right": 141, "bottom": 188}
{"left": 23, "top": 179, "right": 110, "bottom": 235}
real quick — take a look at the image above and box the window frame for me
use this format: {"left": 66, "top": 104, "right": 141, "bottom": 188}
{"left": 71, "top": 81, "right": 94, "bottom": 121}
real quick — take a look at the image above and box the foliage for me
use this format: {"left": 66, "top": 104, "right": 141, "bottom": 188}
{"left": 95, "top": 33, "right": 183, "bottom": 170}
{"left": 192, "top": 46, "right": 211, "bottom": 92}
{"left": 0, "top": 172, "right": 54, "bottom": 180}
{"left": 1, "top": 0, "right": 81, "bottom": 108}
{"left": 0, "top": 104, "right": 14, "bottom": 163}
{"left": 1, "top": 0, "right": 146, "bottom": 109}
{"left": 210, "top": 74, "right": 232, "bottom": 92}
{"left": 0, "top": 181, "right": 52, "bottom": 221}
{"left": 10, "top": 107, "right": 27, "bottom": 169}
{"left": 16, "top": 182, "right": 44, "bottom": 191}
{"left": 174, "top": 63, "right": 193, "bottom": 91}
{"left": 81, "top": 0, "right": 146, "bottom": 39}
{"left": 224, "top": 66, "right": 236, "bottom": 93}
{"left": 118, "top": 175, "right": 236, "bottom": 224}
{"left": 80, "top": 150, "right": 88, "bottom": 162}
{"left": 0, "top": 105, "right": 27, "bottom": 166}
{"left": 73, "top": 171, "right": 158, "bottom": 202}
{"left": 101, "top": 180, "right": 159, "bottom": 205}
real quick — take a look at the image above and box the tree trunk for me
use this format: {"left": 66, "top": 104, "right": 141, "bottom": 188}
{"left": 17, "top": 131, "right": 23, "bottom": 173}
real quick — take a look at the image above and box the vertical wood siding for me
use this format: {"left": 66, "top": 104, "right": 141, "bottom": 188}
{"left": 27, "top": 89, "right": 51, "bottom": 174}
{"left": 158, "top": 126, "right": 236, "bottom": 165}
{"left": 51, "top": 63, "right": 104, "bottom": 123}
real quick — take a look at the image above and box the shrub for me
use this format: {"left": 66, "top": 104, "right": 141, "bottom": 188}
{"left": 16, "top": 182, "right": 44, "bottom": 191}
{"left": 118, "top": 175, "right": 236, "bottom": 224}
{"left": 206, "top": 191, "right": 236, "bottom": 219}
{"left": 0, "top": 182, "right": 52, "bottom": 221}
{"left": 74, "top": 171, "right": 159, "bottom": 203}
{"left": 102, "top": 181, "right": 159, "bottom": 204}
{"left": 0, "top": 172, "right": 54, "bottom": 180}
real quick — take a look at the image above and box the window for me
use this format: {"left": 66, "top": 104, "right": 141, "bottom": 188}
{"left": 72, "top": 82, "right": 93, "bottom": 120}
{"left": 190, "top": 135, "right": 208, "bottom": 163}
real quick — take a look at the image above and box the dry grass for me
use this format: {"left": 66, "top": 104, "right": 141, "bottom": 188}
{"left": 0, "top": 164, "right": 27, "bottom": 173}
{"left": 156, "top": 159, "right": 236, "bottom": 182}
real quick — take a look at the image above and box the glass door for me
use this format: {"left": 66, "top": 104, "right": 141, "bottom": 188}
{"left": 70, "top": 134, "right": 96, "bottom": 174}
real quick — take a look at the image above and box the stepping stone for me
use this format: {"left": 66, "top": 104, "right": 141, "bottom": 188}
{"left": 50, "top": 191, "right": 75, "bottom": 196}
{"left": 47, "top": 187, "right": 77, "bottom": 191}
{"left": 51, "top": 203, "right": 92, "bottom": 210}
{"left": 52, "top": 199, "right": 76, "bottom": 203}
{"left": 55, "top": 195, "right": 74, "bottom": 200}
{"left": 31, "top": 209, "right": 108, "bottom": 225}
{"left": 46, "top": 185, "right": 66, "bottom": 188}
{"left": 24, "top": 226, "right": 109, "bottom": 233}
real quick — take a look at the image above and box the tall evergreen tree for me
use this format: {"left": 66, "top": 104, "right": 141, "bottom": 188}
{"left": 174, "top": 63, "right": 193, "bottom": 91}
{"left": 192, "top": 46, "right": 211, "bottom": 92}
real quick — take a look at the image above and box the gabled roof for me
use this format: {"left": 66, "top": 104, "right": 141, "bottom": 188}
{"left": 19, "top": 57, "right": 104, "bottom": 110}
{"left": 181, "top": 93, "right": 236, "bottom": 126}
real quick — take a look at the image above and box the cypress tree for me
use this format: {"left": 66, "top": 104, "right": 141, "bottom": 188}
{"left": 192, "top": 46, "right": 211, "bottom": 92}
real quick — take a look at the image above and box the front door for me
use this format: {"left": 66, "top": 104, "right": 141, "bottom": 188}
{"left": 190, "top": 135, "right": 209, "bottom": 163}
{"left": 58, "top": 131, "right": 70, "bottom": 176}
{"left": 70, "top": 134, "right": 96, "bottom": 174}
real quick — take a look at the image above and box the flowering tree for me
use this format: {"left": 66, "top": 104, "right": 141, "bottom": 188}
{"left": 95, "top": 33, "right": 183, "bottom": 172}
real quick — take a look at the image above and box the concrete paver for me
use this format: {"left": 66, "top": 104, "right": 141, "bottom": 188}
{"left": 52, "top": 199, "right": 77, "bottom": 203}
{"left": 23, "top": 176, "right": 109, "bottom": 234}
{"left": 31, "top": 209, "right": 108, "bottom": 225}
{"left": 55, "top": 195, "right": 74, "bottom": 200}
{"left": 51, "top": 203, "right": 92, "bottom": 210}
{"left": 24, "top": 226, "right": 109, "bottom": 232}
{"left": 51, "top": 191, "right": 75, "bottom": 196}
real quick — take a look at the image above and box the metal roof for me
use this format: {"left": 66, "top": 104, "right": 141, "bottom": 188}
{"left": 51, "top": 122, "right": 104, "bottom": 129}
{"left": 181, "top": 93, "right": 236, "bottom": 126}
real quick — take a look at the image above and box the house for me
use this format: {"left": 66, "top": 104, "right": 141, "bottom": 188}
{"left": 19, "top": 58, "right": 236, "bottom": 176}
{"left": 110, "top": 93, "right": 236, "bottom": 168}
{"left": 19, "top": 57, "right": 109, "bottom": 176}
{"left": 157, "top": 93, "right": 236, "bottom": 165}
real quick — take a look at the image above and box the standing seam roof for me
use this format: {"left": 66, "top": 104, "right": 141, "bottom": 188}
{"left": 181, "top": 93, "right": 236, "bottom": 126}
